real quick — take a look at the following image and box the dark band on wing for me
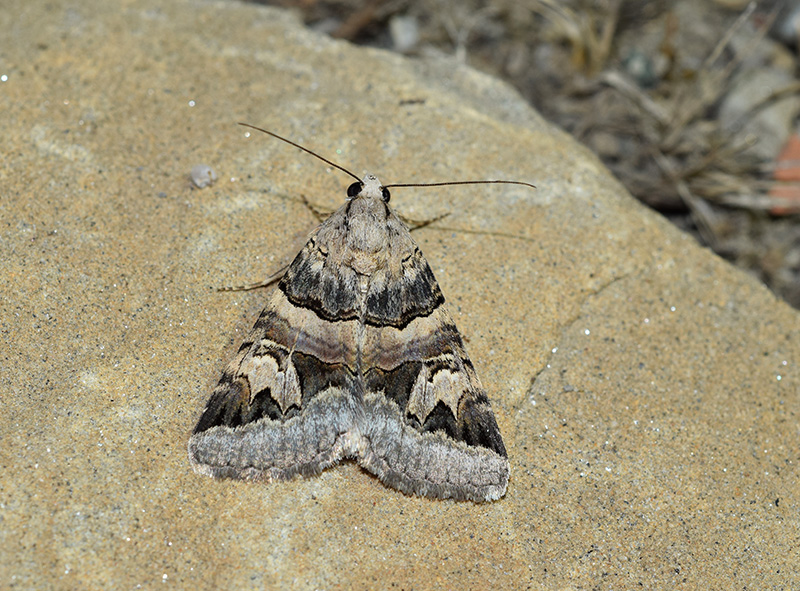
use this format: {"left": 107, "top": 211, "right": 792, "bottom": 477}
{"left": 292, "top": 351, "right": 358, "bottom": 406}
{"left": 364, "top": 248, "right": 445, "bottom": 329}
{"left": 280, "top": 239, "right": 360, "bottom": 322}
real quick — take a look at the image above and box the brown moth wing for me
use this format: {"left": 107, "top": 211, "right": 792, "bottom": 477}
{"left": 188, "top": 207, "right": 365, "bottom": 481}
{"left": 357, "top": 210, "right": 509, "bottom": 502}
{"left": 360, "top": 310, "right": 509, "bottom": 502}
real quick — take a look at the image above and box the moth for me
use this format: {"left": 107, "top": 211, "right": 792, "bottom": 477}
{"left": 189, "top": 124, "right": 533, "bottom": 501}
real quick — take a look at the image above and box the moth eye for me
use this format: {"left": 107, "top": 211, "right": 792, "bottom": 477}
{"left": 347, "top": 182, "right": 362, "bottom": 198}
{"left": 381, "top": 187, "right": 391, "bottom": 202}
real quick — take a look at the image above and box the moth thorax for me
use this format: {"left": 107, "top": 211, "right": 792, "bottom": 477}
{"left": 347, "top": 212, "right": 387, "bottom": 254}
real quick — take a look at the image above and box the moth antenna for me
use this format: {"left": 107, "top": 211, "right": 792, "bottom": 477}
{"left": 385, "top": 179, "right": 536, "bottom": 190}
{"left": 239, "top": 123, "right": 534, "bottom": 191}
{"left": 238, "top": 123, "right": 361, "bottom": 182}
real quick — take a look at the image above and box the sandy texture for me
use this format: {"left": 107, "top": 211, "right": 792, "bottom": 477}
{"left": 1, "top": 1, "right": 797, "bottom": 589}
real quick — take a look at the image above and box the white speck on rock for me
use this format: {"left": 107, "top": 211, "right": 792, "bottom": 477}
{"left": 190, "top": 164, "right": 217, "bottom": 188}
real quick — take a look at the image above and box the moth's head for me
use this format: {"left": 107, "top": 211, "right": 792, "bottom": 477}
{"left": 347, "top": 174, "right": 390, "bottom": 203}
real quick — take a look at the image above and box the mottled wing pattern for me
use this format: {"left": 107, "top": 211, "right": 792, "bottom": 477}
{"left": 189, "top": 174, "right": 509, "bottom": 501}
{"left": 357, "top": 210, "right": 508, "bottom": 502}
{"left": 188, "top": 214, "right": 364, "bottom": 481}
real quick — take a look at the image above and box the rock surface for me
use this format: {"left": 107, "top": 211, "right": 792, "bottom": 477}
{"left": 1, "top": 1, "right": 797, "bottom": 589}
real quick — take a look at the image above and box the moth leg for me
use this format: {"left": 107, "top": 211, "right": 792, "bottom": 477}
{"left": 215, "top": 193, "right": 332, "bottom": 293}
{"left": 217, "top": 265, "right": 288, "bottom": 292}
{"left": 399, "top": 211, "right": 450, "bottom": 232}
{"left": 299, "top": 194, "right": 335, "bottom": 222}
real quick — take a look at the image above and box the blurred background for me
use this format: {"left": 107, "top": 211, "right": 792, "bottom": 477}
{"left": 250, "top": 0, "right": 800, "bottom": 309}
